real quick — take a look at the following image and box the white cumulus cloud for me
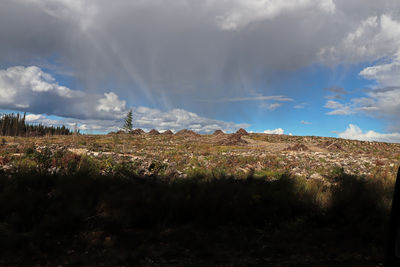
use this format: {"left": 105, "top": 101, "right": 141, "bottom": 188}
{"left": 0, "top": 66, "right": 250, "bottom": 133}
{"left": 319, "top": 14, "right": 400, "bottom": 64}
{"left": 337, "top": 124, "right": 400, "bottom": 143}
{"left": 263, "top": 128, "right": 284, "bottom": 135}
{"left": 96, "top": 92, "right": 126, "bottom": 113}
{"left": 359, "top": 50, "right": 400, "bottom": 87}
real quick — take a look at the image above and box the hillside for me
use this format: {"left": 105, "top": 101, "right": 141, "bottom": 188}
{"left": 1, "top": 130, "right": 399, "bottom": 179}
{"left": 0, "top": 131, "right": 398, "bottom": 265}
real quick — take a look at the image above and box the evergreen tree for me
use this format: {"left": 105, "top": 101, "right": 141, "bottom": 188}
{"left": 122, "top": 110, "right": 133, "bottom": 132}
{"left": 0, "top": 113, "right": 72, "bottom": 137}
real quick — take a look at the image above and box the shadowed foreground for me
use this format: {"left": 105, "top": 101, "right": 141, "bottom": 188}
{"left": 0, "top": 170, "right": 394, "bottom": 266}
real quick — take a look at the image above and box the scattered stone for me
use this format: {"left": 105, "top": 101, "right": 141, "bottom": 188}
{"left": 68, "top": 148, "right": 89, "bottom": 155}
{"left": 310, "top": 173, "right": 323, "bottom": 180}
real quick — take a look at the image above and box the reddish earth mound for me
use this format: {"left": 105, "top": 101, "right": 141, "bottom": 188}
{"left": 321, "top": 141, "right": 342, "bottom": 151}
{"left": 148, "top": 129, "right": 160, "bottom": 135}
{"left": 217, "top": 133, "right": 248, "bottom": 146}
{"left": 176, "top": 129, "right": 200, "bottom": 137}
{"left": 131, "top": 129, "right": 145, "bottom": 135}
{"left": 162, "top": 130, "right": 174, "bottom": 135}
{"left": 286, "top": 143, "right": 309, "bottom": 151}
{"left": 235, "top": 128, "right": 249, "bottom": 136}
{"left": 213, "top": 129, "right": 225, "bottom": 135}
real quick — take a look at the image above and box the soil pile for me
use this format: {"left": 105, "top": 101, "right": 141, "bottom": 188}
{"left": 213, "top": 130, "right": 225, "bottom": 135}
{"left": 321, "top": 141, "right": 342, "bottom": 152}
{"left": 217, "top": 133, "right": 248, "bottom": 146}
{"left": 131, "top": 129, "right": 145, "bottom": 135}
{"left": 148, "top": 129, "right": 160, "bottom": 135}
{"left": 162, "top": 130, "right": 174, "bottom": 135}
{"left": 236, "top": 128, "right": 249, "bottom": 136}
{"left": 286, "top": 143, "right": 309, "bottom": 151}
{"left": 176, "top": 129, "right": 200, "bottom": 137}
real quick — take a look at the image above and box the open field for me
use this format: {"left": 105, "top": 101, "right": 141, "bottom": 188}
{"left": 0, "top": 131, "right": 398, "bottom": 265}
{"left": 1, "top": 130, "right": 399, "bottom": 179}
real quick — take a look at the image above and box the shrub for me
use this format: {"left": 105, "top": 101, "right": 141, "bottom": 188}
{"left": 60, "top": 152, "right": 81, "bottom": 174}
{"left": 113, "top": 160, "right": 139, "bottom": 177}
{"left": 23, "top": 146, "right": 35, "bottom": 156}
{"left": 77, "top": 155, "right": 100, "bottom": 176}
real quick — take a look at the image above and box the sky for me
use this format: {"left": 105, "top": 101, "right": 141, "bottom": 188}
{"left": 1, "top": 0, "right": 400, "bottom": 142}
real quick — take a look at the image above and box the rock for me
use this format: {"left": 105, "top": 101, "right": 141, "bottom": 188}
{"left": 68, "top": 148, "right": 88, "bottom": 155}
{"left": 310, "top": 173, "right": 323, "bottom": 180}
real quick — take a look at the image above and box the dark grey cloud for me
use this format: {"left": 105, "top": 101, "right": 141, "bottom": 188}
{"left": 1, "top": 0, "right": 400, "bottom": 128}
{"left": 0, "top": 1, "right": 387, "bottom": 110}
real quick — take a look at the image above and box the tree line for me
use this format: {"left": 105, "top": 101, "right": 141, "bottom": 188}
{"left": 0, "top": 113, "right": 72, "bottom": 137}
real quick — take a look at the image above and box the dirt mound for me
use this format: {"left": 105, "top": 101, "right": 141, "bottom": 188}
{"left": 148, "top": 129, "right": 160, "bottom": 135}
{"left": 176, "top": 129, "right": 200, "bottom": 137}
{"left": 130, "top": 128, "right": 145, "bottom": 135}
{"left": 321, "top": 141, "right": 342, "bottom": 151}
{"left": 162, "top": 130, "right": 174, "bottom": 135}
{"left": 213, "top": 129, "right": 225, "bottom": 135}
{"left": 217, "top": 133, "right": 248, "bottom": 146}
{"left": 286, "top": 143, "right": 309, "bottom": 151}
{"left": 235, "top": 128, "right": 249, "bottom": 136}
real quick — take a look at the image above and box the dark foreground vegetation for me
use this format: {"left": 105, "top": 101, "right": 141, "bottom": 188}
{"left": 0, "top": 167, "right": 394, "bottom": 266}
{"left": 0, "top": 113, "right": 71, "bottom": 136}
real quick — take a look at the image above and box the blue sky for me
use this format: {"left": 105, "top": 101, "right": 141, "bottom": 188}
{"left": 1, "top": 0, "right": 400, "bottom": 142}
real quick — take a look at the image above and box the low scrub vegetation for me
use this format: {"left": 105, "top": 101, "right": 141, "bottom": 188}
{"left": 0, "top": 169, "right": 394, "bottom": 265}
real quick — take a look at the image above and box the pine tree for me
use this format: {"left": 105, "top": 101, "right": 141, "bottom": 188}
{"left": 122, "top": 110, "right": 133, "bottom": 132}
{"left": 0, "top": 113, "right": 72, "bottom": 137}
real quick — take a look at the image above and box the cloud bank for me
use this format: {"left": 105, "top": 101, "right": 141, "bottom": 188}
{"left": 338, "top": 124, "right": 400, "bottom": 143}
{"left": 1, "top": 0, "right": 399, "bottom": 115}
{"left": 1, "top": 1, "right": 400, "bottom": 134}
{"left": 0, "top": 66, "right": 248, "bottom": 133}
{"left": 264, "top": 128, "right": 285, "bottom": 135}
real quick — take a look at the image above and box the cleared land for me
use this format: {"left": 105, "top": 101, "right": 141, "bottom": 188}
{"left": 1, "top": 131, "right": 399, "bottom": 179}
{"left": 0, "top": 131, "right": 398, "bottom": 266}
